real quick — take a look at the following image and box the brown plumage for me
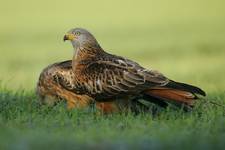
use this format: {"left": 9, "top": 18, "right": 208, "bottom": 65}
{"left": 62, "top": 28, "right": 205, "bottom": 106}
{"left": 36, "top": 60, "right": 93, "bottom": 109}
{"left": 61, "top": 28, "right": 206, "bottom": 109}
{"left": 37, "top": 28, "right": 206, "bottom": 113}
{"left": 36, "top": 60, "right": 141, "bottom": 113}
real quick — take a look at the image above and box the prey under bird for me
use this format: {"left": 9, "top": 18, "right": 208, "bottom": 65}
{"left": 59, "top": 28, "right": 206, "bottom": 109}
{"left": 37, "top": 60, "right": 130, "bottom": 113}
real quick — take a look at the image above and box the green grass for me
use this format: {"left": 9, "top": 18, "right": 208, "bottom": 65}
{"left": 0, "top": 89, "right": 225, "bottom": 149}
{"left": 0, "top": 0, "right": 225, "bottom": 149}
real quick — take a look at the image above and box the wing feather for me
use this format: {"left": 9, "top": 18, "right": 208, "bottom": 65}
{"left": 80, "top": 53, "right": 169, "bottom": 100}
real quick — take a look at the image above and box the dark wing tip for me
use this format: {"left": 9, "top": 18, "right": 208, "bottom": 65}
{"left": 167, "top": 80, "right": 206, "bottom": 96}
{"left": 197, "top": 88, "right": 206, "bottom": 96}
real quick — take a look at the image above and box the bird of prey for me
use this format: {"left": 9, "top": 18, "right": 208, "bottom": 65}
{"left": 59, "top": 28, "right": 206, "bottom": 109}
{"left": 36, "top": 60, "right": 145, "bottom": 113}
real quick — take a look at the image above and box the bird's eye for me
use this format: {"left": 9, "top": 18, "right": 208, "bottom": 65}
{"left": 74, "top": 31, "right": 81, "bottom": 36}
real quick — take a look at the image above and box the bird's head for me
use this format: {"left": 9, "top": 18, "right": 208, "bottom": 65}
{"left": 63, "top": 28, "right": 100, "bottom": 50}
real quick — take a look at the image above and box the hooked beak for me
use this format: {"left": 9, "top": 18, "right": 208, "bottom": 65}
{"left": 63, "top": 33, "right": 76, "bottom": 42}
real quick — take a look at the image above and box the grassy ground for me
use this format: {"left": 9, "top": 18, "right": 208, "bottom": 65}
{"left": 0, "top": 89, "right": 224, "bottom": 150}
{"left": 0, "top": 0, "right": 225, "bottom": 149}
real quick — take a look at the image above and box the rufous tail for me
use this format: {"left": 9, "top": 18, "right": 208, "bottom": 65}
{"left": 144, "top": 80, "right": 206, "bottom": 107}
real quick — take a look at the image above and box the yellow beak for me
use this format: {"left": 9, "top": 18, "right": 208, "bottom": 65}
{"left": 63, "top": 33, "right": 76, "bottom": 41}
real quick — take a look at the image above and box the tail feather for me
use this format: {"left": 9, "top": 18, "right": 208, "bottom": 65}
{"left": 143, "top": 81, "right": 206, "bottom": 107}
{"left": 145, "top": 88, "right": 196, "bottom": 106}
{"left": 167, "top": 80, "right": 206, "bottom": 96}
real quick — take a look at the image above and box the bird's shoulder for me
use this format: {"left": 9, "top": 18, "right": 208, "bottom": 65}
{"left": 82, "top": 52, "right": 143, "bottom": 73}
{"left": 83, "top": 52, "right": 167, "bottom": 81}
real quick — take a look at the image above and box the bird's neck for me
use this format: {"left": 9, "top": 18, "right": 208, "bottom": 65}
{"left": 72, "top": 44, "right": 103, "bottom": 73}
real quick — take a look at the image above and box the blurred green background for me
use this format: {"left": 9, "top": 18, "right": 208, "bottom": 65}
{"left": 1, "top": 1, "right": 225, "bottom": 149}
{"left": 0, "top": 0, "right": 225, "bottom": 92}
